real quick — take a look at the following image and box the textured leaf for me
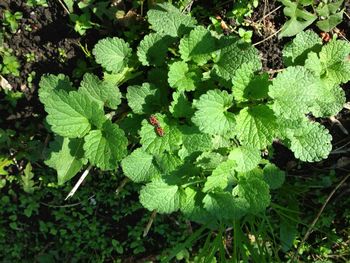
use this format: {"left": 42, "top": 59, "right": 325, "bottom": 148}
{"left": 137, "top": 33, "right": 174, "bottom": 66}
{"left": 45, "top": 137, "right": 87, "bottom": 185}
{"left": 181, "top": 126, "right": 212, "bottom": 156}
{"left": 269, "top": 66, "right": 319, "bottom": 119}
{"left": 179, "top": 26, "right": 216, "bottom": 65}
{"left": 203, "top": 160, "right": 236, "bottom": 192}
{"left": 316, "top": 11, "right": 343, "bottom": 32}
{"left": 121, "top": 148, "right": 160, "bottom": 183}
{"left": 93, "top": 37, "right": 132, "bottom": 73}
{"left": 79, "top": 73, "right": 121, "bottom": 109}
{"left": 192, "top": 89, "right": 235, "bottom": 135}
{"left": 140, "top": 180, "right": 181, "bottom": 214}
{"left": 126, "top": 83, "right": 164, "bottom": 114}
{"left": 147, "top": 3, "right": 196, "bottom": 37}
{"left": 168, "top": 61, "right": 201, "bottom": 91}
{"left": 83, "top": 121, "right": 128, "bottom": 170}
{"left": 235, "top": 105, "right": 278, "bottom": 149}
{"left": 196, "top": 152, "right": 225, "bottom": 172}
{"left": 169, "top": 91, "right": 194, "bottom": 118}
{"left": 213, "top": 37, "right": 261, "bottom": 83}
{"left": 140, "top": 114, "right": 182, "bottom": 155}
{"left": 263, "top": 163, "right": 285, "bottom": 190}
{"left": 287, "top": 121, "right": 332, "bottom": 162}
{"left": 278, "top": 0, "right": 317, "bottom": 38}
{"left": 228, "top": 146, "right": 261, "bottom": 172}
{"left": 39, "top": 74, "right": 74, "bottom": 105}
{"left": 44, "top": 90, "right": 107, "bottom": 138}
{"left": 282, "top": 30, "right": 322, "bottom": 66}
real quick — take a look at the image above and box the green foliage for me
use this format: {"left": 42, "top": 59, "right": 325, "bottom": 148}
{"left": 0, "top": 48, "right": 20, "bottom": 77}
{"left": 26, "top": 0, "right": 48, "bottom": 7}
{"left": 39, "top": 3, "right": 350, "bottom": 228}
{"left": 2, "top": 10, "right": 23, "bottom": 34}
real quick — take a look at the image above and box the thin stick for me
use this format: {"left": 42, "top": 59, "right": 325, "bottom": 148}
{"left": 291, "top": 173, "right": 350, "bottom": 262}
{"left": 65, "top": 165, "right": 92, "bottom": 200}
{"left": 115, "top": 177, "right": 130, "bottom": 195}
{"left": 253, "top": 28, "right": 282, "bottom": 46}
{"left": 143, "top": 209, "right": 157, "bottom": 237}
{"left": 57, "top": 0, "right": 71, "bottom": 14}
{"left": 258, "top": 5, "right": 282, "bottom": 23}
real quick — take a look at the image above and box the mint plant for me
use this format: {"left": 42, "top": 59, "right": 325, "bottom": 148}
{"left": 39, "top": 3, "right": 350, "bottom": 227}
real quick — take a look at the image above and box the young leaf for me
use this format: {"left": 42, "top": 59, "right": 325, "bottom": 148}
{"left": 203, "top": 160, "right": 236, "bottom": 192}
{"left": 192, "top": 89, "right": 235, "bottom": 135}
{"left": 39, "top": 74, "right": 74, "bottom": 105}
{"left": 235, "top": 105, "right": 278, "bottom": 149}
{"left": 84, "top": 121, "right": 128, "bottom": 170}
{"left": 93, "top": 37, "right": 132, "bottom": 73}
{"left": 22, "top": 163, "right": 37, "bottom": 194}
{"left": 121, "top": 148, "right": 160, "bottom": 183}
{"left": 228, "top": 146, "right": 261, "bottom": 172}
{"left": 45, "top": 137, "right": 87, "bottom": 185}
{"left": 169, "top": 91, "right": 194, "bottom": 118}
{"left": 79, "top": 73, "right": 121, "bottom": 109}
{"left": 147, "top": 3, "right": 197, "bottom": 37}
{"left": 168, "top": 61, "right": 201, "bottom": 91}
{"left": 179, "top": 26, "right": 216, "bottom": 65}
{"left": 139, "top": 180, "right": 181, "bottom": 214}
{"left": 44, "top": 90, "right": 107, "bottom": 138}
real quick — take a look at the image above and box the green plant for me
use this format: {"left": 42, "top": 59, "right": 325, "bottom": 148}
{"left": 227, "top": 0, "right": 259, "bottom": 25}
{"left": 0, "top": 49, "right": 20, "bottom": 77}
{"left": 26, "top": 0, "right": 48, "bottom": 7}
{"left": 25, "top": 52, "right": 36, "bottom": 63}
{"left": 2, "top": 10, "right": 23, "bottom": 34}
{"left": 39, "top": 2, "right": 349, "bottom": 242}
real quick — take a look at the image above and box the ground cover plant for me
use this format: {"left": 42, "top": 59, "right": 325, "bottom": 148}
{"left": 1, "top": 0, "right": 350, "bottom": 262}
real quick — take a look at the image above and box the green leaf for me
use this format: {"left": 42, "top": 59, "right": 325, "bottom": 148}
{"left": 196, "top": 152, "right": 226, "bottom": 172}
{"left": 126, "top": 82, "right": 165, "bottom": 114}
{"left": 235, "top": 105, "right": 278, "bottom": 149}
{"left": 168, "top": 61, "right": 201, "bottom": 91}
{"left": 316, "top": 11, "right": 343, "bottom": 32}
{"left": 39, "top": 74, "right": 74, "bottom": 105}
{"left": 282, "top": 30, "right": 322, "bottom": 66}
{"left": 79, "top": 73, "right": 121, "bottom": 109}
{"left": 316, "top": 0, "right": 344, "bottom": 16}
{"left": 268, "top": 66, "right": 319, "bottom": 119}
{"left": 213, "top": 38, "right": 261, "bottom": 83}
{"left": 203, "top": 192, "right": 249, "bottom": 221}
{"left": 93, "top": 37, "right": 132, "bottom": 73}
{"left": 203, "top": 160, "right": 236, "bottom": 192}
{"left": 21, "top": 163, "right": 37, "bottom": 194}
{"left": 169, "top": 91, "right": 194, "bottom": 118}
{"left": 45, "top": 137, "right": 87, "bottom": 185}
{"left": 137, "top": 33, "right": 174, "bottom": 66}
{"left": 139, "top": 180, "right": 181, "bottom": 214}
{"left": 121, "top": 148, "right": 160, "bottom": 183}
{"left": 179, "top": 26, "right": 216, "bottom": 65}
{"left": 263, "top": 163, "right": 285, "bottom": 189}
{"left": 192, "top": 89, "right": 235, "bottom": 135}
{"left": 181, "top": 126, "right": 213, "bottom": 157}
{"left": 44, "top": 90, "right": 107, "bottom": 138}
{"left": 84, "top": 121, "right": 128, "bottom": 170}
{"left": 140, "top": 114, "right": 183, "bottom": 155}
{"left": 287, "top": 121, "right": 332, "bottom": 162}
{"left": 278, "top": 0, "right": 317, "bottom": 38}
{"left": 228, "top": 146, "right": 261, "bottom": 172}
{"left": 147, "top": 3, "right": 197, "bottom": 37}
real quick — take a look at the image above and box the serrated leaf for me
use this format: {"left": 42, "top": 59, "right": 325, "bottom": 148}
{"left": 79, "top": 73, "right": 121, "bottom": 109}
{"left": 196, "top": 152, "right": 225, "bottom": 172}
{"left": 192, "top": 89, "right": 235, "bottom": 135}
{"left": 235, "top": 105, "right": 278, "bottom": 149}
{"left": 168, "top": 61, "right": 201, "bottom": 91}
{"left": 228, "top": 146, "right": 261, "bottom": 172}
{"left": 268, "top": 66, "right": 319, "bottom": 119}
{"left": 140, "top": 114, "right": 182, "bottom": 155}
{"left": 84, "top": 121, "right": 128, "bottom": 170}
{"left": 126, "top": 83, "right": 165, "bottom": 114}
{"left": 139, "top": 180, "right": 181, "bottom": 214}
{"left": 278, "top": 0, "right": 317, "bottom": 38}
{"left": 147, "top": 3, "right": 197, "bottom": 37}
{"left": 137, "top": 33, "right": 174, "bottom": 66}
{"left": 44, "top": 90, "right": 107, "bottom": 138}
{"left": 203, "top": 192, "right": 249, "bottom": 221}
{"left": 232, "top": 63, "right": 270, "bottom": 102}
{"left": 45, "top": 137, "right": 87, "bottom": 185}
{"left": 169, "top": 91, "right": 194, "bottom": 118}
{"left": 213, "top": 37, "right": 261, "bottom": 83}
{"left": 263, "top": 163, "right": 285, "bottom": 189}
{"left": 121, "top": 148, "right": 160, "bottom": 183}
{"left": 287, "top": 121, "right": 332, "bottom": 162}
{"left": 203, "top": 160, "right": 236, "bottom": 192}
{"left": 181, "top": 126, "right": 213, "bottom": 155}
{"left": 39, "top": 74, "right": 74, "bottom": 105}
{"left": 179, "top": 26, "right": 216, "bottom": 65}
{"left": 93, "top": 37, "right": 132, "bottom": 73}
{"left": 282, "top": 30, "right": 322, "bottom": 66}
{"left": 155, "top": 152, "right": 183, "bottom": 175}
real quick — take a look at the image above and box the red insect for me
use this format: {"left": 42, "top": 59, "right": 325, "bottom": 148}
{"left": 149, "top": 115, "right": 160, "bottom": 126}
{"left": 156, "top": 126, "right": 165, "bottom": 137}
{"left": 320, "top": 32, "right": 331, "bottom": 42}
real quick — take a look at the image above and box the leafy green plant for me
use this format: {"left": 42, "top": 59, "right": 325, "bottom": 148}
{"left": 39, "top": 3, "right": 350, "bottom": 231}
{"left": 2, "top": 10, "right": 23, "bottom": 34}
{"left": 0, "top": 48, "right": 20, "bottom": 77}
{"left": 26, "top": 0, "right": 48, "bottom": 7}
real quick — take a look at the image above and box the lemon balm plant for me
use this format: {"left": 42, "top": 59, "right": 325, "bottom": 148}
{"left": 39, "top": 3, "right": 350, "bottom": 227}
